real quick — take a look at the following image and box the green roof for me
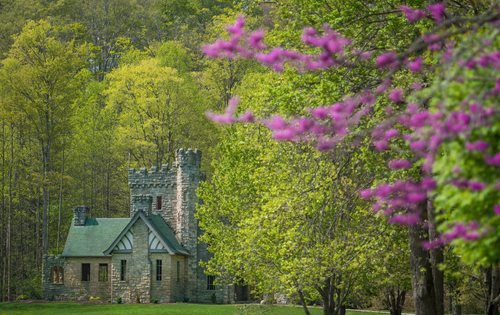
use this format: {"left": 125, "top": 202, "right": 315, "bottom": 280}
{"left": 99, "top": 211, "right": 188, "bottom": 256}
{"left": 62, "top": 218, "right": 130, "bottom": 257}
{"left": 149, "top": 214, "right": 189, "bottom": 255}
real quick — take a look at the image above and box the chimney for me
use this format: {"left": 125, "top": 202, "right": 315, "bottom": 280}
{"left": 73, "top": 206, "right": 90, "bottom": 226}
{"left": 131, "top": 195, "right": 153, "bottom": 216}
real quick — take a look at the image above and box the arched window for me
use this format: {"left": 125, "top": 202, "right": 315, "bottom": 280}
{"left": 51, "top": 266, "right": 64, "bottom": 284}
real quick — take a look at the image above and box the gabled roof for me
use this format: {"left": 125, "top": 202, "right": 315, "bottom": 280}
{"left": 62, "top": 218, "right": 130, "bottom": 257}
{"left": 103, "top": 211, "right": 189, "bottom": 256}
{"left": 149, "top": 214, "right": 189, "bottom": 255}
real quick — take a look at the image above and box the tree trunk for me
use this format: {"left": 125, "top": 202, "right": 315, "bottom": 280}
{"left": 1, "top": 121, "right": 5, "bottom": 301}
{"left": 57, "top": 142, "right": 65, "bottom": 253}
{"left": 386, "top": 287, "right": 405, "bottom": 315}
{"left": 297, "top": 288, "right": 312, "bottom": 315}
{"left": 408, "top": 202, "right": 438, "bottom": 315}
{"left": 427, "top": 200, "right": 444, "bottom": 315}
{"left": 486, "top": 266, "right": 500, "bottom": 315}
{"left": 6, "top": 126, "right": 13, "bottom": 301}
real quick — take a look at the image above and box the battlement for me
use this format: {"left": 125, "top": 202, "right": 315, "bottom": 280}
{"left": 128, "top": 149, "right": 202, "bottom": 188}
{"left": 175, "top": 148, "right": 201, "bottom": 169}
{"left": 128, "top": 164, "right": 176, "bottom": 188}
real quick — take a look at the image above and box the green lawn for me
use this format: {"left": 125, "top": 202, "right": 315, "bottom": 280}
{"left": 0, "top": 302, "right": 395, "bottom": 315}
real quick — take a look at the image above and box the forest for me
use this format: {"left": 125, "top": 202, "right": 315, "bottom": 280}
{"left": 0, "top": 1, "right": 499, "bottom": 315}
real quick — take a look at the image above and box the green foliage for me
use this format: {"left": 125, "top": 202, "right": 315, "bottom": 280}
{"left": 431, "top": 26, "right": 500, "bottom": 266}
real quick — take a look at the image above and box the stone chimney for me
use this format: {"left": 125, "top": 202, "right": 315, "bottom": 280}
{"left": 131, "top": 195, "right": 153, "bottom": 216}
{"left": 73, "top": 206, "right": 90, "bottom": 226}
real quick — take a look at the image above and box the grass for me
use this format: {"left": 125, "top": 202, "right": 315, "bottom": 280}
{"left": 0, "top": 302, "right": 396, "bottom": 315}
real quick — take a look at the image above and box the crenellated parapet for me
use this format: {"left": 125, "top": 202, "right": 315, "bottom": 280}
{"left": 175, "top": 148, "right": 201, "bottom": 169}
{"left": 128, "top": 164, "right": 176, "bottom": 189}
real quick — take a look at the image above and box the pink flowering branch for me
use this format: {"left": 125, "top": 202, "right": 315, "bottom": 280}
{"left": 203, "top": 4, "right": 500, "bottom": 247}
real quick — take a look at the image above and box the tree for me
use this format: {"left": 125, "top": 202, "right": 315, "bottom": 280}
{"left": 0, "top": 19, "right": 89, "bottom": 257}
{"left": 105, "top": 54, "right": 210, "bottom": 168}
{"left": 198, "top": 69, "right": 408, "bottom": 315}
{"left": 202, "top": 3, "right": 499, "bottom": 314}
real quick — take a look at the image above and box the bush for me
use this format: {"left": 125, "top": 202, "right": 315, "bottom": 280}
{"left": 16, "top": 294, "right": 29, "bottom": 301}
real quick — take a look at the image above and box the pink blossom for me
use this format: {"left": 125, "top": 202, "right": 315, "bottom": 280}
{"left": 360, "top": 189, "right": 373, "bottom": 199}
{"left": 256, "top": 47, "right": 284, "bottom": 65}
{"left": 206, "top": 112, "right": 234, "bottom": 124}
{"left": 400, "top": 5, "right": 426, "bottom": 22}
{"left": 389, "top": 89, "right": 404, "bottom": 103}
{"left": 494, "top": 205, "right": 500, "bottom": 215}
{"left": 206, "top": 96, "right": 240, "bottom": 123}
{"left": 265, "top": 115, "right": 288, "bottom": 130}
{"left": 249, "top": 29, "right": 266, "bottom": 49}
{"left": 485, "top": 153, "right": 500, "bottom": 167}
{"left": 238, "top": 111, "right": 255, "bottom": 122}
{"left": 468, "top": 181, "right": 486, "bottom": 191}
{"left": 421, "top": 177, "right": 437, "bottom": 190}
{"left": 411, "top": 82, "right": 423, "bottom": 90}
{"left": 406, "top": 192, "right": 426, "bottom": 203}
{"left": 389, "top": 214, "right": 420, "bottom": 225}
{"left": 407, "top": 57, "right": 423, "bottom": 72}
{"left": 374, "top": 141, "right": 389, "bottom": 151}
{"left": 410, "top": 140, "right": 427, "bottom": 151}
{"left": 427, "top": 3, "right": 446, "bottom": 23}
{"left": 388, "top": 159, "right": 412, "bottom": 170}
{"left": 227, "top": 15, "right": 245, "bottom": 35}
{"left": 310, "top": 107, "right": 329, "bottom": 119}
{"left": 384, "top": 129, "right": 399, "bottom": 140}
{"left": 292, "top": 118, "right": 314, "bottom": 133}
{"left": 376, "top": 52, "right": 398, "bottom": 68}
{"left": 469, "top": 103, "right": 482, "bottom": 113}
{"left": 317, "top": 137, "right": 335, "bottom": 151}
{"left": 376, "top": 80, "right": 392, "bottom": 94}
{"left": 465, "top": 140, "right": 489, "bottom": 152}
{"left": 272, "top": 129, "right": 296, "bottom": 141}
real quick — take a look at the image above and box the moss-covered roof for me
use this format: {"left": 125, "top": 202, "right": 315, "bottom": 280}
{"left": 64, "top": 211, "right": 189, "bottom": 257}
{"left": 62, "top": 218, "right": 130, "bottom": 257}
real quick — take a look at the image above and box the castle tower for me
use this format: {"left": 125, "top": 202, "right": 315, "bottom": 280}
{"left": 127, "top": 149, "right": 202, "bottom": 245}
{"left": 128, "top": 164, "right": 177, "bottom": 228}
{"left": 175, "top": 149, "right": 202, "bottom": 300}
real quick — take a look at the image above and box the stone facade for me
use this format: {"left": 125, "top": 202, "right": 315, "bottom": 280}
{"left": 43, "top": 148, "right": 234, "bottom": 303}
{"left": 43, "top": 256, "right": 112, "bottom": 301}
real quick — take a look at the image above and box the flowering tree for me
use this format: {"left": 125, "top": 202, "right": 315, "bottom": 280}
{"left": 203, "top": 3, "right": 500, "bottom": 315}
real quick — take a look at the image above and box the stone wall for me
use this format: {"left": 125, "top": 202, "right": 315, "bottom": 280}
{"left": 169, "top": 255, "right": 187, "bottom": 302}
{"left": 43, "top": 255, "right": 112, "bottom": 301}
{"left": 175, "top": 149, "right": 202, "bottom": 301}
{"left": 150, "top": 253, "right": 172, "bottom": 303}
{"left": 125, "top": 148, "right": 235, "bottom": 304}
{"left": 128, "top": 165, "right": 177, "bottom": 229}
{"left": 111, "top": 219, "right": 151, "bottom": 303}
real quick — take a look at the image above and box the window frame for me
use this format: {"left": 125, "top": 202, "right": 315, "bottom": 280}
{"left": 156, "top": 259, "right": 162, "bottom": 281}
{"left": 51, "top": 266, "right": 64, "bottom": 284}
{"left": 81, "top": 263, "right": 91, "bottom": 282}
{"left": 207, "top": 275, "right": 216, "bottom": 290}
{"left": 156, "top": 196, "right": 162, "bottom": 210}
{"left": 120, "top": 260, "right": 126, "bottom": 281}
{"left": 98, "top": 263, "right": 108, "bottom": 282}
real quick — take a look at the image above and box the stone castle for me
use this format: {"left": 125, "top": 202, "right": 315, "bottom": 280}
{"left": 43, "top": 148, "right": 237, "bottom": 303}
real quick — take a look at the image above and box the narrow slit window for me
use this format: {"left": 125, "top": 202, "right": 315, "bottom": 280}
{"left": 81, "top": 263, "right": 90, "bottom": 282}
{"left": 156, "top": 196, "right": 162, "bottom": 210}
{"left": 98, "top": 264, "right": 108, "bottom": 282}
{"left": 156, "top": 259, "right": 162, "bottom": 281}
{"left": 176, "top": 261, "right": 180, "bottom": 282}
{"left": 207, "top": 275, "right": 215, "bottom": 290}
{"left": 120, "top": 260, "right": 126, "bottom": 281}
